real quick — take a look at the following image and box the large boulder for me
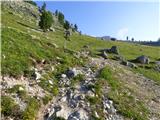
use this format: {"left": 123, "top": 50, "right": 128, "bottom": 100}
{"left": 135, "top": 55, "right": 150, "bottom": 64}
{"left": 109, "top": 46, "right": 119, "bottom": 54}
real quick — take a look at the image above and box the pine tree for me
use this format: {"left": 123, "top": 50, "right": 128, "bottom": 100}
{"left": 39, "top": 11, "right": 53, "bottom": 32}
{"left": 55, "top": 10, "right": 58, "bottom": 16}
{"left": 41, "top": 2, "right": 46, "bottom": 12}
{"left": 58, "top": 12, "right": 64, "bottom": 25}
{"left": 64, "top": 20, "right": 70, "bottom": 30}
{"left": 74, "top": 24, "right": 78, "bottom": 31}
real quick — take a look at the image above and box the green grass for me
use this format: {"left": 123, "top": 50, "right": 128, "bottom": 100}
{"left": 98, "top": 66, "right": 149, "bottom": 120}
{"left": 99, "top": 66, "right": 120, "bottom": 90}
{"left": 134, "top": 67, "right": 160, "bottom": 85}
{"left": 7, "top": 85, "right": 27, "bottom": 100}
{"left": 1, "top": 96, "right": 18, "bottom": 116}
{"left": 1, "top": 3, "right": 160, "bottom": 119}
{"left": 22, "top": 97, "right": 40, "bottom": 120}
{"left": 42, "top": 95, "right": 52, "bottom": 105}
{"left": 2, "top": 6, "right": 160, "bottom": 82}
{"left": 70, "top": 74, "right": 85, "bottom": 86}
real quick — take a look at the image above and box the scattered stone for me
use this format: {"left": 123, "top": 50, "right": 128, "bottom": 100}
{"left": 51, "top": 66, "right": 55, "bottom": 71}
{"left": 49, "top": 27, "right": 55, "bottom": 32}
{"left": 35, "top": 71, "right": 41, "bottom": 80}
{"left": 18, "top": 86, "right": 24, "bottom": 91}
{"left": 61, "top": 74, "right": 67, "bottom": 78}
{"left": 2, "top": 54, "right": 6, "bottom": 59}
{"left": 87, "top": 90, "right": 95, "bottom": 97}
{"left": 48, "top": 80, "right": 53, "bottom": 85}
{"left": 66, "top": 68, "right": 79, "bottom": 79}
{"left": 102, "top": 51, "right": 108, "bottom": 59}
{"left": 68, "top": 109, "right": 89, "bottom": 120}
{"left": 94, "top": 111, "right": 100, "bottom": 118}
{"left": 122, "top": 61, "right": 137, "bottom": 68}
{"left": 69, "top": 99, "right": 79, "bottom": 108}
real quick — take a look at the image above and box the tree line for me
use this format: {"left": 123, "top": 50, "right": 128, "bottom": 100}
{"left": 39, "top": 2, "right": 79, "bottom": 32}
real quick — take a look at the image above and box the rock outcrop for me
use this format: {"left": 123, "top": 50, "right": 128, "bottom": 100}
{"left": 135, "top": 55, "right": 150, "bottom": 64}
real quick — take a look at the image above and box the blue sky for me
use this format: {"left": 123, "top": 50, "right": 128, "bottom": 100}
{"left": 35, "top": 1, "right": 159, "bottom": 41}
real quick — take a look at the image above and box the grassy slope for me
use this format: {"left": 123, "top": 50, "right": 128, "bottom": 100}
{"left": 2, "top": 4, "right": 160, "bottom": 81}
{"left": 2, "top": 3, "right": 160, "bottom": 120}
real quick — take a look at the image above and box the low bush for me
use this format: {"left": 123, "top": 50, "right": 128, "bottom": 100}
{"left": 42, "top": 95, "right": 52, "bottom": 105}
{"left": 1, "top": 96, "right": 17, "bottom": 116}
{"left": 23, "top": 97, "right": 40, "bottom": 120}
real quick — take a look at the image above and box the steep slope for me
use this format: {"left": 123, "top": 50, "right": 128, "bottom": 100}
{"left": 1, "top": 1, "right": 160, "bottom": 120}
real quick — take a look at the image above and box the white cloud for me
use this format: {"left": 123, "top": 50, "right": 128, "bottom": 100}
{"left": 117, "top": 28, "right": 129, "bottom": 40}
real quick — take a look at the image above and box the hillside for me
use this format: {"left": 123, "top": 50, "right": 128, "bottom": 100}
{"left": 1, "top": 1, "right": 160, "bottom": 120}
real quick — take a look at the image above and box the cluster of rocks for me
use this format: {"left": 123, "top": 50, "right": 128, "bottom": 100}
{"left": 2, "top": 1, "right": 40, "bottom": 19}
{"left": 100, "top": 46, "right": 119, "bottom": 59}
{"left": 43, "top": 64, "right": 123, "bottom": 120}
{"left": 74, "top": 50, "right": 90, "bottom": 59}
{"left": 103, "top": 98, "right": 123, "bottom": 120}
{"left": 121, "top": 60, "right": 137, "bottom": 68}
{"left": 100, "top": 46, "right": 151, "bottom": 69}
{"left": 1, "top": 75, "right": 46, "bottom": 108}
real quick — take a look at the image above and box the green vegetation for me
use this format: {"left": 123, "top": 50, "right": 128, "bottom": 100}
{"left": 2, "top": 6, "right": 160, "bottom": 82}
{"left": 70, "top": 74, "right": 85, "bottom": 86}
{"left": 42, "top": 95, "right": 52, "bottom": 105}
{"left": 23, "top": 97, "right": 40, "bottom": 120}
{"left": 64, "top": 20, "right": 70, "bottom": 30}
{"left": 98, "top": 66, "right": 149, "bottom": 120}
{"left": 7, "top": 85, "right": 27, "bottom": 99}
{"left": 1, "top": 96, "right": 18, "bottom": 116}
{"left": 25, "top": 1, "right": 37, "bottom": 6}
{"left": 39, "top": 3, "right": 53, "bottom": 32}
{"left": 54, "top": 117, "right": 65, "bottom": 120}
{"left": 1, "top": 2, "right": 160, "bottom": 119}
{"left": 133, "top": 67, "right": 160, "bottom": 85}
{"left": 108, "top": 90, "right": 149, "bottom": 120}
{"left": 39, "top": 77, "right": 59, "bottom": 96}
{"left": 99, "top": 66, "right": 119, "bottom": 90}
{"left": 39, "top": 10, "right": 53, "bottom": 32}
{"left": 58, "top": 11, "right": 65, "bottom": 25}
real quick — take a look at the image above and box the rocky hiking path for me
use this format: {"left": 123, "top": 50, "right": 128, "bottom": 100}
{"left": 36, "top": 57, "right": 123, "bottom": 120}
{"left": 36, "top": 57, "right": 160, "bottom": 120}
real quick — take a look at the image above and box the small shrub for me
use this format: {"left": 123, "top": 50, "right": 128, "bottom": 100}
{"left": 39, "top": 10, "right": 54, "bottom": 32}
{"left": 71, "top": 74, "right": 85, "bottom": 86}
{"left": 52, "top": 86, "right": 59, "bottom": 96}
{"left": 42, "top": 95, "right": 52, "bottom": 105}
{"left": 54, "top": 117, "right": 65, "bottom": 120}
{"left": 99, "top": 67, "right": 112, "bottom": 80}
{"left": 7, "top": 85, "right": 27, "bottom": 100}
{"left": 86, "top": 96, "right": 99, "bottom": 105}
{"left": 23, "top": 97, "right": 40, "bottom": 120}
{"left": 1, "top": 96, "right": 17, "bottom": 116}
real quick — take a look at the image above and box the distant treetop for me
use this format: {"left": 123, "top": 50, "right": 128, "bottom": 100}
{"left": 25, "top": 1, "right": 37, "bottom": 6}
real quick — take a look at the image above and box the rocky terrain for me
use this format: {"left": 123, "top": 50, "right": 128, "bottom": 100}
{"left": 1, "top": 1, "right": 160, "bottom": 120}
